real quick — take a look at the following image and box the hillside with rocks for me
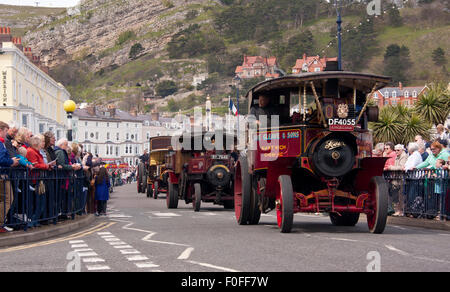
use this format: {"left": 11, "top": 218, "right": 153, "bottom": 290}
{"left": 2, "top": 0, "right": 448, "bottom": 116}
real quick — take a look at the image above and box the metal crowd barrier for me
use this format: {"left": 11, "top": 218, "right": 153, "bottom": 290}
{"left": 384, "top": 170, "right": 450, "bottom": 220}
{"left": 0, "top": 167, "right": 87, "bottom": 231}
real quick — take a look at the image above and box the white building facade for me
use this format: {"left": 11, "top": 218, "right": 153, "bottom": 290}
{"left": 0, "top": 37, "right": 69, "bottom": 138}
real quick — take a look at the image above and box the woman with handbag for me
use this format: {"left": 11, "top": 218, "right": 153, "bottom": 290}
{"left": 26, "top": 135, "right": 56, "bottom": 227}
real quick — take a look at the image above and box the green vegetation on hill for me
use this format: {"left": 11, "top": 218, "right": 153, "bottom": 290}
{"left": 15, "top": 0, "right": 448, "bottom": 113}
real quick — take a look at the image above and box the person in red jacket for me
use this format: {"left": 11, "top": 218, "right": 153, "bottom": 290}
{"left": 26, "top": 136, "right": 56, "bottom": 227}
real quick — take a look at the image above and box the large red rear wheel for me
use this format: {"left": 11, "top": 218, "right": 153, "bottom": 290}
{"left": 234, "top": 156, "right": 251, "bottom": 225}
{"left": 366, "top": 176, "right": 388, "bottom": 234}
{"left": 277, "top": 175, "right": 294, "bottom": 233}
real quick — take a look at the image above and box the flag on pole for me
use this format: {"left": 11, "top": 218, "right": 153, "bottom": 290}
{"left": 229, "top": 96, "right": 238, "bottom": 116}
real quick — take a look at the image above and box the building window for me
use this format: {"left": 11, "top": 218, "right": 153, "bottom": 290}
{"left": 412, "top": 91, "right": 417, "bottom": 98}
{"left": 116, "top": 133, "right": 119, "bottom": 141}
{"left": 115, "top": 146, "right": 119, "bottom": 156}
{"left": 314, "top": 67, "right": 321, "bottom": 72}
{"left": 392, "top": 91, "right": 396, "bottom": 98}
{"left": 22, "top": 115, "right": 28, "bottom": 127}
{"left": 39, "top": 123, "right": 45, "bottom": 133}
{"left": 374, "top": 93, "right": 378, "bottom": 99}
{"left": 95, "top": 132, "right": 99, "bottom": 140}
{"left": 85, "top": 121, "right": 88, "bottom": 126}
{"left": 126, "top": 133, "right": 129, "bottom": 140}
{"left": 385, "top": 91, "right": 389, "bottom": 98}
{"left": 85, "top": 132, "right": 88, "bottom": 140}
{"left": 107, "top": 132, "right": 110, "bottom": 140}
{"left": 404, "top": 91, "right": 409, "bottom": 98}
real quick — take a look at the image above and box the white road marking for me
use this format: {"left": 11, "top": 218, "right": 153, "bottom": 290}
{"left": 107, "top": 214, "right": 132, "bottom": 218}
{"left": 69, "top": 240, "right": 85, "bottom": 244}
{"left": 152, "top": 212, "right": 181, "bottom": 217}
{"left": 135, "top": 262, "right": 160, "bottom": 268}
{"left": 126, "top": 255, "right": 149, "bottom": 261}
{"left": 82, "top": 258, "right": 106, "bottom": 263}
{"left": 391, "top": 225, "right": 407, "bottom": 230}
{"left": 86, "top": 265, "right": 110, "bottom": 271}
{"left": 71, "top": 244, "right": 89, "bottom": 248}
{"left": 120, "top": 249, "right": 141, "bottom": 255}
{"left": 178, "top": 247, "right": 195, "bottom": 260}
{"left": 74, "top": 248, "right": 93, "bottom": 252}
{"left": 330, "top": 237, "right": 359, "bottom": 242}
{"left": 114, "top": 245, "right": 133, "bottom": 249}
{"left": 109, "top": 241, "right": 127, "bottom": 246}
{"left": 104, "top": 238, "right": 121, "bottom": 242}
{"left": 77, "top": 252, "right": 98, "bottom": 257}
{"left": 385, "top": 244, "right": 450, "bottom": 264}
{"left": 97, "top": 232, "right": 112, "bottom": 235}
{"left": 101, "top": 235, "right": 116, "bottom": 238}
{"left": 187, "top": 260, "right": 240, "bottom": 272}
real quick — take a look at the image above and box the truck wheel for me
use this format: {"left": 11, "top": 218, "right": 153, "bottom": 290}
{"left": 193, "top": 183, "right": 201, "bottom": 212}
{"left": 367, "top": 176, "right": 388, "bottom": 234}
{"left": 234, "top": 156, "right": 251, "bottom": 225}
{"left": 146, "top": 184, "right": 153, "bottom": 198}
{"left": 277, "top": 175, "right": 294, "bottom": 233}
{"left": 330, "top": 212, "right": 360, "bottom": 226}
{"left": 153, "top": 181, "right": 158, "bottom": 199}
{"left": 248, "top": 179, "right": 262, "bottom": 225}
{"left": 167, "top": 180, "right": 179, "bottom": 209}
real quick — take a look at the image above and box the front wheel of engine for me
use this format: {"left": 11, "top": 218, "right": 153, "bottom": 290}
{"left": 277, "top": 175, "right": 294, "bottom": 233}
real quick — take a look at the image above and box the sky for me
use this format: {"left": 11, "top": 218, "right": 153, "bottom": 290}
{"left": 0, "top": 0, "right": 80, "bottom": 7}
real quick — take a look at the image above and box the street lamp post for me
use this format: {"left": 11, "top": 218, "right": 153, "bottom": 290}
{"left": 232, "top": 75, "right": 241, "bottom": 135}
{"left": 335, "top": 0, "right": 343, "bottom": 71}
{"left": 63, "top": 100, "right": 76, "bottom": 142}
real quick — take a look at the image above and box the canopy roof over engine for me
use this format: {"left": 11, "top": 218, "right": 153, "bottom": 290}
{"left": 246, "top": 71, "right": 391, "bottom": 114}
{"left": 150, "top": 136, "right": 173, "bottom": 152}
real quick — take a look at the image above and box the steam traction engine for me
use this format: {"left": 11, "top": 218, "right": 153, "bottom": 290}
{"left": 146, "top": 136, "right": 172, "bottom": 199}
{"left": 234, "top": 70, "right": 391, "bottom": 233}
{"left": 166, "top": 132, "right": 235, "bottom": 211}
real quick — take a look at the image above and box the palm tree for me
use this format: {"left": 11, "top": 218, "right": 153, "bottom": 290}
{"left": 370, "top": 106, "right": 404, "bottom": 144}
{"left": 370, "top": 105, "right": 431, "bottom": 145}
{"left": 399, "top": 113, "right": 431, "bottom": 145}
{"left": 414, "top": 82, "right": 449, "bottom": 126}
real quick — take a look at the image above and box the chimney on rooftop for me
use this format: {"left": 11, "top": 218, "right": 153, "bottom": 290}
{"left": 87, "top": 105, "right": 96, "bottom": 116}
{"left": 399, "top": 82, "right": 403, "bottom": 90}
{"left": 151, "top": 111, "right": 159, "bottom": 121}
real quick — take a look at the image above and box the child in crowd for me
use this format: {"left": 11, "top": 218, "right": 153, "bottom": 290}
{"left": 94, "top": 167, "right": 110, "bottom": 216}
{"left": 433, "top": 159, "right": 446, "bottom": 220}
{"left": 16, "top": 146, "right": 33, "bottom": 168}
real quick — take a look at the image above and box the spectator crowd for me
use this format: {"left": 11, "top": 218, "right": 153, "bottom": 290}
{"left": 0, "top": 121, "right": 135, "bottom": 233}
{"left": 374, "top": 124, "right": 450, "bottom": 219}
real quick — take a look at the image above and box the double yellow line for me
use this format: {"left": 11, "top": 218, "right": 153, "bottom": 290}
{"left": 0, "top": 221, "right": 116, "bottom": 253}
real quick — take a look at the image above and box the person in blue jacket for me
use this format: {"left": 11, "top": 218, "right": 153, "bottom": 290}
{"left": 94, "top": 167, "right": 110, "bottom": 216}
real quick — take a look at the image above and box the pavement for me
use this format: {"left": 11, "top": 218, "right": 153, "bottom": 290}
{"left": 0, "top": 214, "right": 96, "bottom": 248}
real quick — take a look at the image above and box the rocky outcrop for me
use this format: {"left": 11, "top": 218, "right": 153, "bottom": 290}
{"left": 23, "top": 0, "right": 219, "bottom": 71}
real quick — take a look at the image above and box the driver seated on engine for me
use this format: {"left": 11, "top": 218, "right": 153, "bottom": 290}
{"left": 250, "top": 94, "right": 277, "bottom": 125}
